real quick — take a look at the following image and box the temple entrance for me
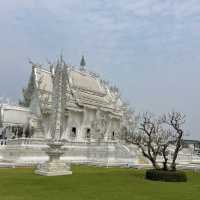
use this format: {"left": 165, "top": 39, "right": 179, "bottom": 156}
{"left": 86, "top": 128, "right": 91, "bottom": 139}
{"left": 111, "top": 131, "right": 115, "bottom": 140}
{"left": 71, "top": 127, "right": 77, "bottom": 138}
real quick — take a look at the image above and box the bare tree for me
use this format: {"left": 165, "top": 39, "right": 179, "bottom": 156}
{"left": 127, "top": 111, "right": 185, "bottom": 171}
{"left": 162, "top": 111, "right": 185, "bottom": 171}
{"left": 127, "top": 112, "right": 169, "bottom": 170}
{"left": 127, "top": 112, "right": 185, "bottom": 170}
{"left": 159, "top": 129, "right": 173, "bottom": 171}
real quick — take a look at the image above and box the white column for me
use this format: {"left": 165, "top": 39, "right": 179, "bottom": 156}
{"left": 79, "top": 108, "right": 87, "bottom": 141}
{"left": 105, "top": 115, "right": 112, "bottom": 141}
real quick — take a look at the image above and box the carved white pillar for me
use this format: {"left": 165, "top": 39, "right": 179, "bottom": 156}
{"left": 104, "top": 114, "right": 113, "bottom": 141}
{"left": 65, "top": 112, "right": 71, "bottom": 141}
{"left": 80, "top": 108, "right": 87, "bottom": 141}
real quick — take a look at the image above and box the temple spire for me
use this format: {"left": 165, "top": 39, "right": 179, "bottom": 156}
{"left": 80, "top": 55, "right": 86, "bottom": 71}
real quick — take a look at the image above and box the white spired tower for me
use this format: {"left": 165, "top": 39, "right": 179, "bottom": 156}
{"left": 35, "top": 58, "right": 72, "bottom": 176}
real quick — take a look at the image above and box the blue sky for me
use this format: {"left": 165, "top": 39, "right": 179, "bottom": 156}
{"left": 0, "top": 0, "right": 200, "bottom": 139}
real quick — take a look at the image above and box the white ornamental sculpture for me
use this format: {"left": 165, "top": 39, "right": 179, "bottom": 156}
{"left": 35, "top": 59, "right": 72, "bottom": 176}
{"left": 91, "top": 110, "right": 109, "bottom": 141}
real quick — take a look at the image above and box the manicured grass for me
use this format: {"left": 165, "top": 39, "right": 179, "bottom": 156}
{"left": 0, "top": 166, "right": 200, "bottom": 200}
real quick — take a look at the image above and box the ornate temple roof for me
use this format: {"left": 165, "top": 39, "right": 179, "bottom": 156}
{"left": 32, "top": 62, "right": 124, "bottom": 115}
{"left": 70, "top": 70, "right": 106, "bottom": 95}
{"left": 35, "top": 68, "right": 53, "bottom": 93}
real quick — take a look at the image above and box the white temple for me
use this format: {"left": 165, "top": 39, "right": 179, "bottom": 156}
{"left": 0, "top": 57, "right": 137, "bottom": 166}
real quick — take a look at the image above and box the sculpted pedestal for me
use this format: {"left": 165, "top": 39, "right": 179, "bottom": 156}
{"left": 35, "top": 141, "right": 72, "bottom": 176}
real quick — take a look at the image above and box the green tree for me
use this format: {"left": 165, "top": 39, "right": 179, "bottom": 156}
{"left": 19, "top": 69, "right": 35, "bottom": 107}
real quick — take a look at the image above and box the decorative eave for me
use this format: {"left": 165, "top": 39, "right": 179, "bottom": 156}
{"left": 66, "top": 107, "right": 84, "bottom": 113}
{"left": 72, "top": 86, "right": 106, "bottom": 97}
{"left": 0, "top": 104, "right": 31, "bottom": 113}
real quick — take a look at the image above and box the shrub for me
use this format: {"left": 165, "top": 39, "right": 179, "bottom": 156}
{"left": 145, "top": 169, "right": 187, "bottom": 182}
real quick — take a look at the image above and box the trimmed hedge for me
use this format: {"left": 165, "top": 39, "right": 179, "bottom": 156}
{"left": 145, "top": 169, "right": 187, "bottom": 182}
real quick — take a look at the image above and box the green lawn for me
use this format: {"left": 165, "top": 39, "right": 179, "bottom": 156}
{"left": 0, "top": 166, "right": 199, "bottom": 200}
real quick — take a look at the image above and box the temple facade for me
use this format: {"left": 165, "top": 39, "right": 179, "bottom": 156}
{"left": 27, "top": 57, "right": 131, "bottom": 142}
{"left": 30, "top": 61, "right": 126, "bottom": 142}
